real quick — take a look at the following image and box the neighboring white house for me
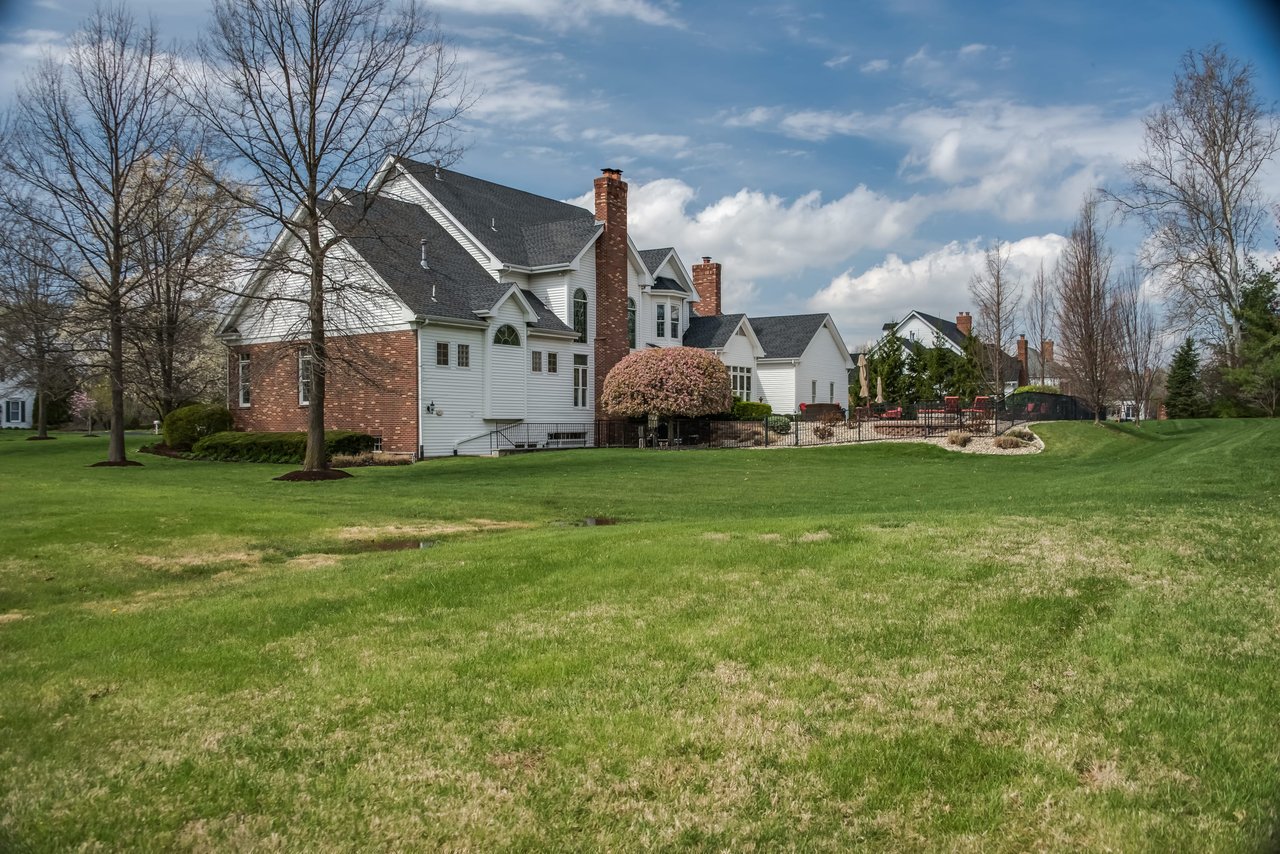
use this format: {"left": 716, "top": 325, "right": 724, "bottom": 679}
{"left": 0, "top": 376, "right": 34, "bottom": 429}
{"left": 749, "top": 315, "right": 853, "bottom": 412}
{"left": 219, "top": 159, "right": 856, "bottom": 455}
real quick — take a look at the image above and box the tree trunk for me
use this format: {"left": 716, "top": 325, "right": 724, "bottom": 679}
{"left": 107, "top": 289, "right": 128, "bottom": 463}
{"left": 302, "top": 239, "right": 328, "bottom": 472}
{"left": 36, "top": 387, "right": 48, "bottom": 439}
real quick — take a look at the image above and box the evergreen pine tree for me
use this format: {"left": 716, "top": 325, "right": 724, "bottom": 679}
{"left": 1165, "top": 338, "right": 1204, "bottom": 418}
{"left": 951, "top": 334, "right": 987, "bottom": 400}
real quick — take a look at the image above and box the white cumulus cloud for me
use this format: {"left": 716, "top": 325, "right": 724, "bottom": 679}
{"left": 810, "top": 234, "right": 1069, "bottom": 346}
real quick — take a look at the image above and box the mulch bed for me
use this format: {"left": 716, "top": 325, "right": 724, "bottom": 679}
{"left": 274, "top": 469, "right": 353, "bottom": 481}
{"left": 138, "top": 443, "right": 190, "bottom": 460}
{"left": 89, "top": 460, "right": 144, "bottom": 467}
{"left": 26, "top": 436, "right": 56, "bottom": 441}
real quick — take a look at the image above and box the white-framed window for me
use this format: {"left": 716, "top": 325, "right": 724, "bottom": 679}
{"left": 436, "top": 341, "right": 449, "bottom": 366}
{"left": 655, "top": 303, "right": 665, "bottom": 338}
{"left": 5, "top": 400, "right": 24, "bottom": 423}
{"left": 494, "top": 324, "right": 520, "bottom": 346}
{"left": 237, "top": 353, "right": 251, "bottom": 407}
{"left": 547, "top": 352, "right": 558, "bottom": 373}
{"left": 298, "top": 352, "right": 313, "bottom": 405}
{"left": 573, "top": 289, "right": 588, "bottom": 343}
{"left": 811, "top": 380, "right": 817, "bottom": 403}
{"left": 573, "top": 354, "right": 588, "bottom": 407}
{"left": 627, "top": 299, "right": 636, "bottom": 348}
{"left": 670, "top": 305, "right": 680, "bottom": 339}
{"left": 531, "top": 350, "right": 542, "bottom": 372}
{"left": 457, "top": 344, "right": 470, "bottom": 368}
{"left": 730, "top": 366, "right": 752, "bottom": 401}
{"left": 829, "top": 381, "right": 835, "bottom": 403}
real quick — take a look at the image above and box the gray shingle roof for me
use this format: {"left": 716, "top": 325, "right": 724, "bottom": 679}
{"left": 750, "top": 314, "right": 831, "bottom": 359}
{"left": 323, "top": 192, "right": 572, "bottom": 334}
{"left": 639, "top": 247, "right": 673, "bottom": 274}
{"left": 396, "top": 158, "right": 598, "bottom": 268}
{"left": 909, "top": 310, "right": 967, "bottom": 348}
{"left": 682, "top": 313, "right": 746, "bottom": 349}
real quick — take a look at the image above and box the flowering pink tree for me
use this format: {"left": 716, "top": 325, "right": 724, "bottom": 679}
{"left": 70, "top": 390, "right": 98, "bottom": 433}
{"left": 601, "top": 347, "right": 732, "bottom": 420}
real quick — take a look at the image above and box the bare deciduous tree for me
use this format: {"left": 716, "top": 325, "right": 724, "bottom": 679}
{"left": 191, "top": 0, "right": 472, "bottom": 476}
{"left": 1, "top": 4, "right": 179, "bottom": 464}
{"left": 1114, "top": 266, "right": 1166, "bottom": 425}
{"left": 1024, "top": 262, "right": 1055, "bottom": 385}
{"left": 1107, "top": 45, "right": 1279, "bottom": 364}
{"left": 968, "top": 239, "right": 1022, "bottom": 395}
{"left": 0, "top": 223, "right": 78, "bottom": 439}
{"left": 123, "top": 151, "right": 244, "bottom": 420}
{"left": 1056, "top": 195, "right": 1118, "bottom": 423}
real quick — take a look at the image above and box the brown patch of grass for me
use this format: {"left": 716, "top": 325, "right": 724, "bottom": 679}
{"left": 799, "top": 530, "right": 832, "bottom": 543}
{"left": 756, "top": 533, "right": 782, "bottom": 542}
{"left": 0, "top": 611, "right": 28, "bottom": 624}
{"left": 700, "top": 531, "right": 731, "bottom": 541}
{"left": 285, "top": 554, "right": 341, "bottom": 570}
{"left": 335, "top": 518, "right": 530, "bottom": 540}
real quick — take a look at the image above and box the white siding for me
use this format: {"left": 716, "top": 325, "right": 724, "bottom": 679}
{"left": 795, "top": 324, "right": 852, "bottom": 409}
{"left": 485, "top": 297, "right": 528, "bottom": 419}
{"left": 418, "top": 324, "right": 487, "bottom": 457}
{"left": 756, "top": 364, "right": 796, "bottom": 413}
{"left": 717, "top": 329, "right": 759, "bottom": 401}
{"left": 0, "top": 379, "right": 35, "bottom": 428}
{"left": 235, "top": 235, "right": 414, "bottom": 343}
{"left": 525, "top": 336, "right": 580, "bottom": 422}
{"left": 895, "top": 315, "right": 960, "bottom": 354}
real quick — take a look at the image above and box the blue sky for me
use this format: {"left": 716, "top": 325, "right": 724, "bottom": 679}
{"left": 3, "top": 0, "right": 1278, "bottom": 345}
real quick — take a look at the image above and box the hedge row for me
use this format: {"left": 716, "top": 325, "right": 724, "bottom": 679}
{"left": 163, "top": 404, "right": 234, "bottom": 450}
{"left": 732, "top": 400, "right": 773, "bottom": 420}
{"left": 191, "top": 430, "right": 377, "bottom": 463}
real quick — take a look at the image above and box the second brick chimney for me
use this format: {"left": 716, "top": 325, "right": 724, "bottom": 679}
{"left": 956, "top": 311, "right": 973, "bottom": 337}
{"left": 593, "top": 168, "right": 629, "bottom": 408}
{"left": 1016, "top": 334, "right": 1029, "bottom": 386}
{"left": 1042, "top": 339, "right": 1054, "bottom": 365}
{"left": 692, "top": 256, "right": 722, "bottom": 316}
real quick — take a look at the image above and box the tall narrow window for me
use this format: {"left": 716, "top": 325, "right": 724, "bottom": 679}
{"left": 299, "top": 352, "right": 313, "bottom": 405}
{"left": 573, "top": 288, "right": 587, "bottom": 343}
{"left": 670, "top": 305, "right": 680, "bottom": 339}
{"left": 730, "top": 366, "right": 752, "bottom": 401}
{"left": 457, "top": 344, "right": 470, "bottom": 368}
{"left": 829, "top": 381, "right": 835, "bottom": 403}
{"left": 811, "top": 379, "right": 817, "bottom": 404}
{"left": 547, "top": 352, "right": 558, "bottom": 373}
{"left": 436, "top": 342, "right": 449, "bottom": 366}
{"left": 531, "top": 350, "right": 542, "bottom": 372}
{"left": 494, "top": 324, "right": 520, "bottom": 346}
{"left": 238, "top": 353, "right": 251, "bottom": 407}
{"left": 627, "top": 298, "right": 636, "bottom": 348}
{"left": 573, "top": 354, "right": 588, "bottom": 407}
{"left": 655, "top": 303, "right": 665, "bottom": 338}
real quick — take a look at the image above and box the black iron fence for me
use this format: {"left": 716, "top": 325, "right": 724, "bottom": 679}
{"left": 457, "top": 393, "right": 1098, "bottom": 455}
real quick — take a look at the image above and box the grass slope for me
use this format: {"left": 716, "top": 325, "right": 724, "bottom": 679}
{"left": 0, "top": 421, "right": 1277, "bottom": 851}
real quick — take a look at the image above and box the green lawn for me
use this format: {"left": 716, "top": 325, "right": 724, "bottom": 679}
{"left": 1, "top": 421, "right": 1278, "bottom": 851}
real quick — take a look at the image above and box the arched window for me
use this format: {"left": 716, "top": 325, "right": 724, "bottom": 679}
{"left": 627, "top": 298, "right": 636, "bottom": 348}
{"left": 573, "top": 288, "right": 587, "bottom": 343}
{"left": 493, "top": 324, "right": 520, "bottom": 346}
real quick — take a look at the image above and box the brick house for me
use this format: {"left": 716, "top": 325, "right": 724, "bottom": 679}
{"left": 218, "top": 158, "right": 852, "bottom": 456}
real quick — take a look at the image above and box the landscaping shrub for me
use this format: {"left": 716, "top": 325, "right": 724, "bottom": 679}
{"left": 331, "top": 452, "right": 412, "bottom": 467}
{"left": 767, "top": 415, "right": 791, "bottom": 435}
{"left": 1007, "top": 426, "right": 1036, "bottom": 441}
{"left": 947, "top": 430, "right": 972, "bottom": 447}
{"left": 812, "top": 411, "right": 842, "bottom": 441}
{"left": 162, "top": 404, "right": 234, "bottom": 450}
{"left": 1013, "top": 384, "right": 1061, "bottom": 395}
{"left": 192, "top": 430, "right": 375, "bottom": 463}
{"left": 732, "top": 400, "right": 772, "bottom": 420}
{"left": 994, "top": 435, "right": 1029, "bottom": 449}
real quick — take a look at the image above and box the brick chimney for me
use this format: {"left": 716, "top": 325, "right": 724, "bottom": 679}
{"left": 593, "top": 168, "right": 629, "bottom": 408}
{"left": 1042, "top": 339, "right": 1054, "bottom": 364}
{"left": 1016, "top": 334, "right": 1029, "bottom": 386}
{"left": 692, "top": 256, "right": 722, "bottom": 316}
{"left": 956, "top": 311, "right": 972, "bottom": 337}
